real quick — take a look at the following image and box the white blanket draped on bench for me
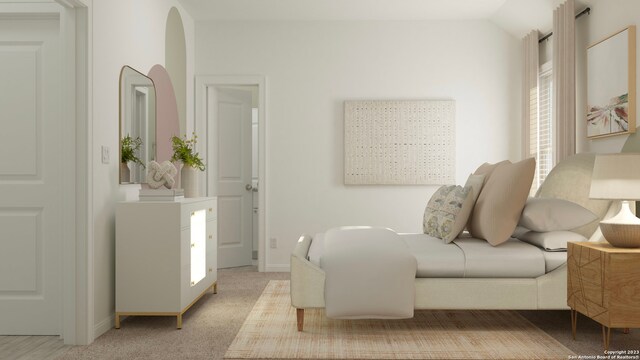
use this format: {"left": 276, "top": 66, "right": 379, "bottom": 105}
{"left": 321, "top": 227, "right": 417, "bottom": 319}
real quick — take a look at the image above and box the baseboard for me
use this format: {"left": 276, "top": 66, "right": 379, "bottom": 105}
{"left": 265, "top": 263, "right": 290, "bottom": 272}
{"left": 94, "top": 314, "right": 114, "bottom": 338}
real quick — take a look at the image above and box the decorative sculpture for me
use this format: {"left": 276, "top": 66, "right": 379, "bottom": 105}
{"left": 147, "top": 160, "right": 177, "bottom": 189}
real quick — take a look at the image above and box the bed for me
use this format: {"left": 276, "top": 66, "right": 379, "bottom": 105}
{"left": 290, "top": 153, "right": 614, "bottom": 331}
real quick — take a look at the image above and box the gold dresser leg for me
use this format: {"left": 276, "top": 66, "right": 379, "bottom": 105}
{"left": 213, "top": 282, "right": 217, "bottom": 294}
{"left": 570, "top": 309, "right": 577, "bottom": 340}
{"left": 115, "top": 313, "right": 121, "bottom": 329}
{"left": 177, "top": 314, "right": 183, "bottom": 329}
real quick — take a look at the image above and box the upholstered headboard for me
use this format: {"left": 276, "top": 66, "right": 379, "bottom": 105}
{"left": 535, "top": 153, "right": 611, "bottom": 238}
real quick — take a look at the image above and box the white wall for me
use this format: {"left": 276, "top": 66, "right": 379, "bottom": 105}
{"left": 91, "top": 0, "right": 194, "bottom": 337}
{"left": 577, "top": 0, "right": 640, "bottom": 153}
{"left": 195, "top": 20, "right": 522, "bottom": 269}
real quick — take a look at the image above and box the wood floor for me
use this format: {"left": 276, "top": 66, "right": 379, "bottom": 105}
{"left": 0, "top": 336, "right": 70, "bottom": 360}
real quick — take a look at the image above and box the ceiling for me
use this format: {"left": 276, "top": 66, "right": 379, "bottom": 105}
{"left": 179, "top": 0, "right": 592, "bottom": 39}
{"left": 179, "top": 0, "right": 507, "bottom": 21}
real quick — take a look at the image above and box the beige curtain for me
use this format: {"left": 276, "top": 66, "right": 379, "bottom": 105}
{"left": 522, "top": 31, "right": 539, "bottom": 159}
{"left": 553, "top": 0, "right": 576, "bottom": 163}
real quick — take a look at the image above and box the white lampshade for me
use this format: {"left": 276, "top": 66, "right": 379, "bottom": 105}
{"left": 590, "top": 153, "right": 640, "bottom": 200}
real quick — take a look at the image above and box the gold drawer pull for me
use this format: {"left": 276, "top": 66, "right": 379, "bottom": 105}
{"left": 209, "top": 268, "right": 213, "bottom": 272}
{"left": 191, "top": 243, "right": 195, "bottom": 248}
{"left": 208, "top": 235, "right": 212, "bottom": 239}
{"left": 208, "top": 208, "right": 212, "bottom": 212}
{"left": 191, "top": 281, "right": 195, "bottom": 286}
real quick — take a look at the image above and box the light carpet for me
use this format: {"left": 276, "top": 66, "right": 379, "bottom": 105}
{"left": 225, "top": 280, "right": 575, "bottom": 360}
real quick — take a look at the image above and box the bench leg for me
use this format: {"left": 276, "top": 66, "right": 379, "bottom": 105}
{"left": 296, "top": 308, "right": 304, "bottom": 332}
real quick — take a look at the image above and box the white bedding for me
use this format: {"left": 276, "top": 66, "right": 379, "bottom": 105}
{"left": 321, "top": 227, "right": 416, "bottom": 319}
{"left": 453, "top": 237, "right": 545, "bottom": 278}
{"left": 402, "top": 233, "right": 465, "bottom": 277}
{"left": 307, "top": 232, "right": 567, "bottom": 278}
{"left": 542, "top": 250, "right": 567, "bottom": 272}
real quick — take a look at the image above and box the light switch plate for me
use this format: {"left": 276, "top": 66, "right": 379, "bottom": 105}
{"left": 101, "top": 146, "right": 110, "bottom": 164}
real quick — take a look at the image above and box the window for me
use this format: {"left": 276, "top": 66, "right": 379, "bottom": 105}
{"left": 530, "top": 62, "right": 553, "bottom": 195}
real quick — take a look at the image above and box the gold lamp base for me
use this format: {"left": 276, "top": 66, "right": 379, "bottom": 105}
{"left": 600, "top": 222, "right": 640, "bottom": 248}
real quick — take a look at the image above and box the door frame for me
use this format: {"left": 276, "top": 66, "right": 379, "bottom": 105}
{"left": 195, "top": 75, "right": 266, "bottom": 272}
{"left": 0, "top": 0, "right": 93, "bottom": 345}
{"left": 56, "top": 0, "right": 93, "bottom": 345}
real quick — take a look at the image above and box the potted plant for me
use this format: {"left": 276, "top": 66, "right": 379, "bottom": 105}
{"left": 120, "top": 134, "right": 144, "bottom": 183}
{"left": 171, "top": 133, "right": 205, "bottom": 197}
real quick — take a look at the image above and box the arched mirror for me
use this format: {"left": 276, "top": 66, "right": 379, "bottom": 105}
{"left": 119, "top": 66, "right": 157, "bottom": 184}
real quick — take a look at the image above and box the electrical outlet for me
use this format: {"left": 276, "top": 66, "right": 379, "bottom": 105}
{"left": 101, "top": 146, "right": 110, "bottom": 164}
{"left": 270, "top": 237, "right": 277, "bottom": 249}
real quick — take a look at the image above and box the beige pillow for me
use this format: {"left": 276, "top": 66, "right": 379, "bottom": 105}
{"left": 465, "top": 161, "right": 508, "bottom": 230}
{"left": 469, "top": 158, "right": 536, "bottom": 246}
{"left": 464, "top": 174, "right": 485, "bottom": 207}
{"left": 473, "top": 160, "right": 510, "bottom": 181}
{"left": 423, "top": 185, "right": 475, "bottom": 243}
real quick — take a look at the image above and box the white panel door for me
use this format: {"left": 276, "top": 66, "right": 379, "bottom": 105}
{"left": 209, "top": 88, "right": 253, "bottom": 268}
{"left": 0, "top": 17, "right": 63, "bottom": 334}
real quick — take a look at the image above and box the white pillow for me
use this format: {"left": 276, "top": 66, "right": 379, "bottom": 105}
{"left": 519, "top": 197, "right": 598, "bottom": 232}
{"left": 511, "top": 225, "right": 530, "bottom": 238}
{"left": 518, "top": 230, "right": 587, "bottom": 251}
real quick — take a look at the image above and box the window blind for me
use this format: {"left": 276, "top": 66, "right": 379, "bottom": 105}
{"left": 530, "top": 63, "right": 553, "bottom": 195}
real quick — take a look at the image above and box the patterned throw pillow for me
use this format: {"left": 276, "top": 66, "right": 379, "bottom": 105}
{"left": 423, "top": 185, "right": 475, "bottom": 243}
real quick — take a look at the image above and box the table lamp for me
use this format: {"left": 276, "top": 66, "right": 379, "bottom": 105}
{"left": 589, "top": 153, "right": 640, "bottom": 248}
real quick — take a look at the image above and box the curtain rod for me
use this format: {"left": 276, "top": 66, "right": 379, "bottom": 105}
{"left": 538, "top": 7, "right": 590, "bottom": 43}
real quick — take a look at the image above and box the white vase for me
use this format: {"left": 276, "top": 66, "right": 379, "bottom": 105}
{"left": 181, "top": 165, "right": 199, "bottom": 198}
{"left": 120, "top": 163, "right": 130, "bottom": 183}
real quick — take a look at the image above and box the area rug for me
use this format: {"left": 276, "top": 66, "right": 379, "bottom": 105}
{"left": 225, "top": 280, "right": 575, "bottom": 359}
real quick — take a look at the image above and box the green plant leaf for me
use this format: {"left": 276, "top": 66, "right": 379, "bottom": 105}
{"left": 170, "top": 133, "right": 206, "bottom": 171}
{"left": 120, "top": 134, "right": 145, "bottom": 168}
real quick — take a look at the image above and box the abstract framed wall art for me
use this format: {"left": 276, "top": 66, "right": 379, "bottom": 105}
{"left": 587, "top": 25, "right": 636, "bottom": 138}
{"left": 344, "top": 99, "right": 455, "bottom": 185}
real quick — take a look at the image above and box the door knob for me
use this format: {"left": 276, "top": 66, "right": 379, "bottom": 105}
{"left": 245, "top": 184, "right": 253, "bottom": 191}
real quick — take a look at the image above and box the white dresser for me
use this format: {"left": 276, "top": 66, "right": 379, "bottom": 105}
{"left": 115, "top": 197, "right": 217, "bottom": 329}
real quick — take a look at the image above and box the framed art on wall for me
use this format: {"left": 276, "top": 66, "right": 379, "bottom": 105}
{"left": 344, "top": 99, "right": 455, "bottom": 185}
{"left": 587, "top": 25, "right": 636, "bottom": 139}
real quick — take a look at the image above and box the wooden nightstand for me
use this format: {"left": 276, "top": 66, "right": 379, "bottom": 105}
{"left": 567, "top": 241, "right": 640, "bottom": 350}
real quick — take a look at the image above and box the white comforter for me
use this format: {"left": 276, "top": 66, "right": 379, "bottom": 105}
{"left": 321, "top": 227, "right": 417, "bottom": 319}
